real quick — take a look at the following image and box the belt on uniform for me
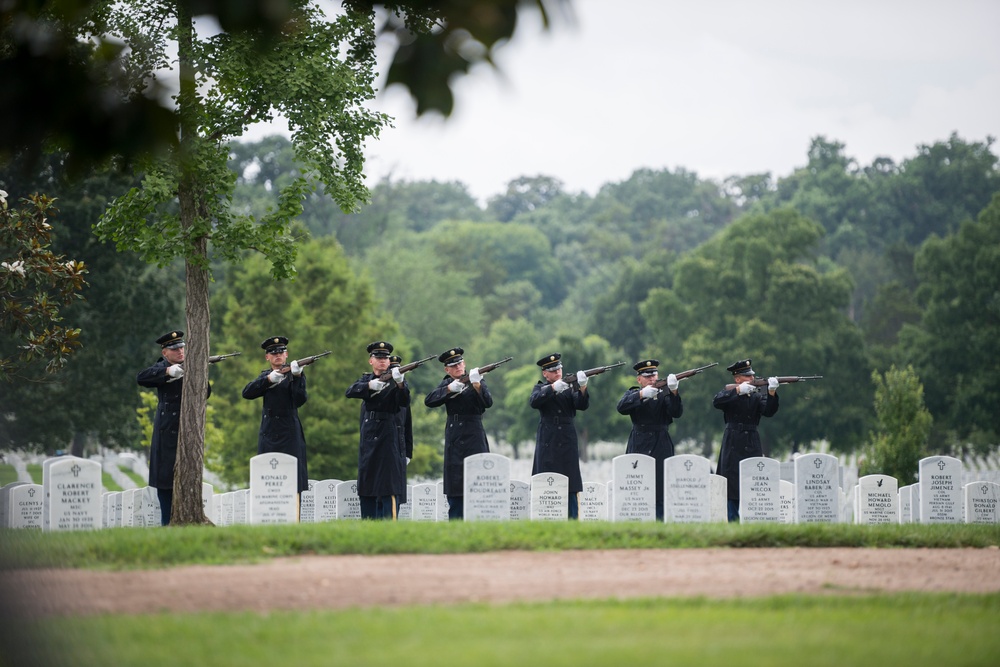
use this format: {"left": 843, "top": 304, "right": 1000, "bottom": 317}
{"left": 265, "top": 409, "right": 294, "bottom": 417}
{"left": 448, "top": 414, "right": 482, "bottom": 423}
{"left": 368, "top": 410, "right": 395, "bottom": 421}
{"left": 632, "top": 424, "right": 667, "bottom": 433}
{"left": 726, "top": 423, "right": 757, "bottom": 432}
{"left": 542, "top": 417, "right": 574, "bottom": 425}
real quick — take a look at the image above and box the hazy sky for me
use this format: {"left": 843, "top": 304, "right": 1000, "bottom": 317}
{"left": 251, "top": 0, "right": 1000, "bottom": 204}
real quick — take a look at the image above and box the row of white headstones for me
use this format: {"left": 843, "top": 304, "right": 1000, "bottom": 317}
{"left": 1, "top": 452, "right": 997, "bottom": 529}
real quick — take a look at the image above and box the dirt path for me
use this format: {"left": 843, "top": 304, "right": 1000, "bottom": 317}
{"left": 3, "top": 548, "right": 998, "bottom": 618}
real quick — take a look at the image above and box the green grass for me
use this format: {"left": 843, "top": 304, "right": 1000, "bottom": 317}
{"left": 4, "top": 594, "right": 997, "bottom": 667}
{"left": 120, "top": 467, "right": 146, "bottom": 487}
{"left": 0, "top": 464, "right": 17, "bottom": 486}
{"left": 101, "top": 471, "right": 122, "bottom": 492}
{"left": 25, "top": 463, "right": 43, "bottom": 484}
{"left": 1, "top": 521, "right": 997, "bottom": 570}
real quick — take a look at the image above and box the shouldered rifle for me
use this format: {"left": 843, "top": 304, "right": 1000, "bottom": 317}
{"left": 725, "top": 375, "right": 823, "bottom": 391}
{"left": 280, "top": 350, "right": 332, "bottom": 373}
{"left": 456, "top": 356, "right": 513, "bottom": 385}
{"left": 565, "top": 360, "right": 627, "bottom": 389}
{"left": 651, "top": 362, "right": 718, "bottom": 389}
{"left": 208, "top": 351, "right": 241, "bottom": 364}
{"left": 378, "top": 354, "right": 435, "bottom": 382}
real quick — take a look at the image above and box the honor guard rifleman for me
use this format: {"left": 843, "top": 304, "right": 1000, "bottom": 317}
{"left": 137, "top": 330, "right": 211, "bottom": 525}
{"left": 616, "top": 359, "right": 683, "bottom": 521}
{"left": 424, "top": 347, "right": 493, "bottom": 520}
{"left": 345, "top": 341, "right": 410, "bottom": 520}
{"left": 242, "top": 336, "right": 310, "bottom": 494}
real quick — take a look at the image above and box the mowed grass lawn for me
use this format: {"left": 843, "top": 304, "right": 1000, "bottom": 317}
{"left": 2, "top": 521, "right": 998, "bottom": 667}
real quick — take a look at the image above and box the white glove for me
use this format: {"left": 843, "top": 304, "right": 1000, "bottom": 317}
{"left": 290, "top": 360, "right": 302, "bottom": 376}
{"left": 391, "top": 367, "right": 404, "bottom": 383}
{"left": 368, "top": 378, "right": 387, "bottom": 392}
{"left": 552, "top": 379, "right": 569, "bottom": 393}
{"left": 737, "top": 382, "right": 753, "bottom": 395}
{"left": 268, "top": 369, "right": 284, "bottom": 385}
{"left": 405, "top": 457, "right": 411, "bottom": 465}
{"left": 166, "top": 364, "right": 184, "bottom": 379}
{"left": 469, "top": 367, "right": 482, "bottom": 384}
{"left": 768, "top": 376, "right": 779, "bottom": 391}
{"left": 448, "top": 379, "right": 466, "bottom": 393}
{"left": 576, "top": 370, "right": 588, "bottom": 388}
{"left": 640, "top": 385, "right": 658, "bottom": 399}
{"left": 667, "top": 373, "right": 679, "bottom": 391}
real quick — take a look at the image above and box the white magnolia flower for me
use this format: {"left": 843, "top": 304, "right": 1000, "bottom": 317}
{"left": 2, "top": 260, "right": 26, "bottom": 275}
{"left": 0, "top": 189, "right": 7, "bottom": 209}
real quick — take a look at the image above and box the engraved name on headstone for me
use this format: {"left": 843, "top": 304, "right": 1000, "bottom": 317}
{"left": 918, "top": 456, "right": 963, "bottom": 523}
{"left": 410, "top": 483, "right": 438, "bottom": 521}
{"left": 249, "top": 453, "right": 299, "bottom": 524}
{"left": 9, "top": 484, "right": 44, "bottom": 529}
{"left": 664, "top": 455, "right": 711, "bottom": 523}
{"left": 779, "top": 479, "right": 795, "bottom": 523}
{"left": 739, "top": 457, "right": 780, "bottom": 523}
{"left": 898, "top": 484, "right": 912, "bottom": 524}
{"left": 856, "top": 474, "right": 899, "bottom": 525}
{"left": 335, "top": 480, "right": 362, "bottom": 520}
{"left": 509, "top": 480, "right": 531, "bottom": 520}
{"left": 313, "top": 479, "right": 342, "bottom": 522}
{"left": 464, "top": 453, "right": 511, "bottom": 521}
{"left": 46, "top": 457, "right": 102, "bottom": 531}
{"left": 964, "top": 481, "right": 999, "bottom": 524}
{"left": 794, "top": 453, "right": 840, "bottom": 523}
{"left": 398, "top": 485, "right": 412, "bottom": 521}
{"left": 530, "top": 473, "right": 568, "bottom": 520}
{"left": 142, "top": 486, "right": 161, "bottom": 527}
{"left": 611, "top": 454, "right": 655, "bottom": 522}
{"left": 579, "top": 481, "right": 608, "bottom": 521}
{"left": 299, "top": 479, "right": 317, "bottom": 523}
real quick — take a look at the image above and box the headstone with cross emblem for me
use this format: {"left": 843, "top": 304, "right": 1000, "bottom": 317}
{"left": 793, "top": 453, "right": 841, "bottom": 523}
{"left": 664, "top": 455, "right": 711, "bottom": 523}
{"left": 45, "top": 457, "right": 102, "bottom": 531}
{"left": 249, "top": 453, "right": 299, "bottom": 524}
{"left": 299, "top": 479, "right": 317, "bottom": 523}
{"left": 964, "top": 481, "right": 999, "bottom": 524}
{"left": 463, "top": 453, "right": 511, "bottom": 521}
{"left": 9, "top": 484, "right": 44, "bottom": 529}
{"left": 530, "top": 472, "right": 569, "bottom": 520}
{"left": 918, "top": 455, "right": 964, "bottom": 523}
{"left": 898, "top": 484, "right": 913, "bottom": 523}
{"left": 611, "top": 454, "right": 655, "bottom": 522}
{"left": 410, "top": 483, "right": 438, "bottom": 521}
{"left": 312, "top": 479, "right": 342, "bottom": 522}
{"left": 335, "top": 480, "right": 362, "bottom": 520}
{"left": 1, "top": 481, "right": 29, "bottom": 528}
{"left": 856, "top": 474, "right": 899, "bottom": 524}
{"left": 739, "top": 456, "right": 781, "bottom": 523}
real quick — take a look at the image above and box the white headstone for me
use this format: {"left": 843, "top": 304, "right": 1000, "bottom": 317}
{"left": 463, "top": 453, "right": 511, "bottom": 521}
{"left": 142, "top": 487, "right": 161, "bottom": 527}
{"left": 112, "top": 491, "right": 123, "bottom": 527}
{"left": 579, "top": 481, "right": 608, "bottom": 521}
{"left": 436, "top": 481, "right": 449, "bottom": 521}
{"left": 856, "top": 474, "right": 899, "bottom": 525}
{"left": 202, "top": 482, "right": 217, "bottom": 524}
{"left": 299, "top": 479, "right": 317, "bottom": 523}
{"left": 1, "top": 482, "right": 29, "bottom": 528}
{"left": 964, "top": 481, "right": 999, "bottom": 524}
{"left": 611, "top": 454, "right": 655, "bottom": 522}
{"left": 410, "top": 483, "right": 438, "bottom": 521}
{"left": 249, "top": 453, "right": 299, "bottom": 524}
{"left": 793, "top": 453, "right": 840, "bottom": 523}
{"left": 919, "top": 456, "right": 963, "bottom": 523}
{"left": 664, "top": 455, "right": 711, "bottom": 523}
{"left": 911, "top": 483, "right": 922, "bottom": 522}
{"left": 509, "top": 480, "right": 531, "bottom": 520}
{"left": 739, "top": 457, "right": 781, "bottom": 523}
{"left": 218, "top": 491, "right": 235, "bottom": 526}
{"left": 709, "top": 474, "right": 728, "bottom": 523}
{"left": 121, "top": 488, "right": 136, "bottom": 527}
{"left": 530, "top": 473, "right": 569, "bottom": 521}
{"left": 313, "top": 479, "right": 342, "bottom": 522}
{"left": 45, "top": 457, "right": 102, "bottom": 531}
{"left": 898, "top": 484, "right": 913, "bottom": 523}
{"left": 779, "top": 480, "right": 795, "bottom": 523}
{"left": 8, "top": 484, "right": 44, "bottom": 529}
{"left": 335, "top": 480, "right": 362, "bottom": 520}
{"left": 102, "top": 491, "right": 112, "bottom": 528}
{"left": 398, "top": 485, "right": 412, "bottom": 520}
{"left": 232, "top": 489, "right": 249, "bottom": 525}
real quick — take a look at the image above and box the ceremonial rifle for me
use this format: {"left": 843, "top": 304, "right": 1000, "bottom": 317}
{"left": 725, "top": 375, "right": 823, "bottom": 391}
{"left": 377, "top": 355, "right": 435, "bottom": 382}
{"left": 208, "top": 351, "right": 241, "bottom": 364}
{"left": 279, "top": 350, "right": 333, "bottom": 374}
{"left": 564, "top": 360, "right": 627, "bottom": 389}
{"left": 651, "top": 362, "right": 718, "bottom": 389}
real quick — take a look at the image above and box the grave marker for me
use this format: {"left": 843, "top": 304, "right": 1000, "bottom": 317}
{"left": 530, "top": 473, "right": 568, "bottom": 520}
{"left": 249, "top": 453, "right": 299, "bottom": 524}
{"left": 793, "top": 453, "right": 840, "bottom": 523}
{"left": 463, "top": 453, "right": 511, "bottom": 521}
{"left": 739, "top": 457, "right": 780, "bottom": 523}
{"left": 664, "top": 455, "right": 711, "bottom": 523}
{"left": 611, "top": 454, "right": 655, "bottom": 522}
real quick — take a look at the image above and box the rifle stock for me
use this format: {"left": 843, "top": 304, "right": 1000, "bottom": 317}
{"left": 378, "top": 355, "right": 435, "bottom": 382}
{"left": 651, "top": 362, "right": 718, "bottom": 389}
{"left": 565, "top": 360, "right": 626, "bottom": 388}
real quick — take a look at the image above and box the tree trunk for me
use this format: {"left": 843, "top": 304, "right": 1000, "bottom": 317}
{"left": 171, "top": 2, "right": 210, "bottom": 525}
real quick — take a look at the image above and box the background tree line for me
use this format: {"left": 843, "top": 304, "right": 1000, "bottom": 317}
{"left": 3, "top": 132, "right": 998, "bottom": 489}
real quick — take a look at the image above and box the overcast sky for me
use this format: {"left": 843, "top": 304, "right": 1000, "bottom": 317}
{"left": 252, "top": 0, "right": 1000, "bottom": 204}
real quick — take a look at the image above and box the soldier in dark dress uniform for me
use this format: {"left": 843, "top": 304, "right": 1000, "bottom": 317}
{"left": 424, "top": 347, "right": 493, "bottom": 520}
{"left": 242, "top": 336, "right": 309, "bottom": 494}
{"left": 713, "top": 359, "right": 779, "bottom": 522}
{"left": 529, "top": 353, "right": 590, "bottom": 519}
{"left": 345, "top": 341, "right": 410, "bottom": 519}
{"left": 616, "top": 359, "right": 683, "bottom": 521}
{"left": 389, "top": 355, "right": 414, "bottom": 466}
{"left": 137, "top": 330, "right": 211, "bottom": 525}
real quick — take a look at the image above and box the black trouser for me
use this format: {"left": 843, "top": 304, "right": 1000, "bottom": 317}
{"left": 359, "top": 495, "right": 397, "bottom": 520}
{"left": 156, "top": 487, "right": 172, "bottom": 526}
{"left": 447, "top": 495, "right": 464, "bottom": 520}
